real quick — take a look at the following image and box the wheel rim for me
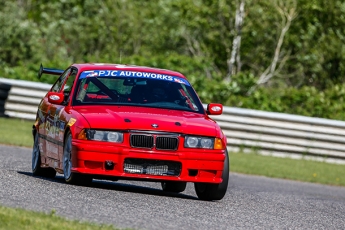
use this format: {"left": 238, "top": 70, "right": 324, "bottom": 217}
{"left": 63, "top": 135, "right": 72, "bottom": 180}
{"left": 32, "top": 134, "right": 40, "bottom": 171}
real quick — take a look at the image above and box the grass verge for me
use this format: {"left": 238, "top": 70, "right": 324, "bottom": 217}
{"left": 0, "top": 117, "right": 344, "bottom": 187}
{"left": 0, "top": 206, "right": 118, "bottom": 230}
{"left": 230, "top": 152, "right": 344, "bottom": 186}
{"left": 0, "top": 117, "right": 33, "bottom": 147}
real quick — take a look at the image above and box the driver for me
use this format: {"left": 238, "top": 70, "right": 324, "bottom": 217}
{"left": 148, "top": 80, "right": 168, "bottom": 102}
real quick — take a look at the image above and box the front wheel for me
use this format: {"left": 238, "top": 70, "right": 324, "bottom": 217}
{"left": 32, "top": 132, "right": 56, "bottom": 178}
{"left": 63, "top": 132, "right": 92, "bottom": 185}
{"left": 161, "top": 181, "right": 187, "bottom": 193}
{"left": 194, "top": 150, "right": 229, "bottom": 201}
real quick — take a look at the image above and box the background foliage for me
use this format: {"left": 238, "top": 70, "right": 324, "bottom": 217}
{"left": 1, "top": 0, "right": 345, "bottom": 120}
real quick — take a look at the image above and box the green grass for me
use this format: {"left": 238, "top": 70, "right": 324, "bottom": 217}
{"left": 230, "top": 152, "right": 345, "bottom": 186}
{"left": 0, "top": 117, "right": 33, "bottom": 147}
{"left": 0, "top": 206, "right": 119, "bottom": 230}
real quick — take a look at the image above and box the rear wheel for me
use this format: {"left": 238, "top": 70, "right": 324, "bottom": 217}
{"left": 161, "top": 181, "right": 187, "bottom": 193}
{"left": 194, "top": 150, "right": 229, "bottom": 201}
{"left": 63, "top": 132, "right": 92, "bottom": 185}
{"left": 32, "top": 132, "right": 56, "bottom": 178}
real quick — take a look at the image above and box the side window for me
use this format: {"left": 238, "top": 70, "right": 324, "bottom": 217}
{"left": 76, "top": 78, "right": 88, "bottom": 101}
{"left": 63, "top": 69, "right": 77, "bottom": 94}
{"left": 51, "top": 68, "right": 72, "bottom": 93}
{"left": 62, "top": 68, "right": 78, "bottom": 104}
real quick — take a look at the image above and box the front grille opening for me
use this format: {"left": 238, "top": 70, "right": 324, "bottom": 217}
{"left": 130, "top": 134, "right": 154, "bottom": 148}
{"left": 146, "top": 165, "right": 168, "bottom": 175}
{"left": 123, "top": 163, "right": 143, "bottom": 174}
{"left": 156, "top": 136, "right": 178, "bottom": 150}
{"left": 123, "top": 158, "right": 181, "bottom": 176}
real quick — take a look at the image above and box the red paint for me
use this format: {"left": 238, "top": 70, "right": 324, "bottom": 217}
{"left": 47, "top": 92, "right": 64, "bottom": 104}
{"left": 207, "top": 103, "right": 223, "bottom": 115}
{"left": 34, "top": 63, "right": 226, "bottom": 184}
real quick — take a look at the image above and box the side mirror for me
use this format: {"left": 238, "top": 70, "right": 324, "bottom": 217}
{"left": 48, "top": 92, "right": 64, "bottom": 105}
{"left": 207, "top": 103, "right": 223, "bottom": 115}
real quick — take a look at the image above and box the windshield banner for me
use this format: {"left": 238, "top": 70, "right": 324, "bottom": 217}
{"left": 79, "top": 70, "right": 190, "bottom": 86}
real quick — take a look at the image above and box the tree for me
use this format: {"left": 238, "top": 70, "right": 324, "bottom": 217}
{"left": 226, "top": 0, "right": 245, "bottom": 81}
{"left": 249, "top": 0, "right": 297, "bottom": 93}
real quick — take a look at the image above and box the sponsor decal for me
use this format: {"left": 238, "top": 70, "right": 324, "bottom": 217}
{"left": 46, "top": 118, "right": 56, "bottom": 138}
{"left": 49, "top": 95, "right": 60, "bottom": 101}
{"left": 86, "top": 72, "right": 99, "bottom": 77}
{"left": 67, "top": 118, "right": 77, "bottom": 126}
{"left": 47, "top": 142, "right": 58, "bottom": 155}
{"left": 46, "top": 116, "right": 53, "bottom": 137}
{"left": 34, "top": 118, "right": 39, "bottom": 127}
{"left": 79, "top": 70, "right": 190, "bottom": 86}
{"left": 38, "top": 109, "right": 45, "bottom": 123}
{"left": 39, "top": 133, "right": 64, "bottom": 147}
{"left": 173, "top": 78, "right": 184, "bottom": 84}
{"left": 46, "top": 109, "right": 62, "bottom": 138}
{"left": 39, "top": 141, "right": 43, "bottom": 152}
{"left": 211, "top": 106, "right": 222, "bottom": 112}
{"left": 58, "top": 121, "right": 66, "bottom": 141}
{"left": 59, "top": 121, "right": 66, "bottom": 130}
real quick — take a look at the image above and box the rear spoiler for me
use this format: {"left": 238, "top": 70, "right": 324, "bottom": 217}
{"left": 38, "top": 63, "right": 64, "bottom": 79}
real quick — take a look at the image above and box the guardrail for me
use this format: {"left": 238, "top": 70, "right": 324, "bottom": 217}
{"left": 1, "top": 77, "right": 345, "bottom": 164}
{"left": 0, "top": 81, "right": 11, "bottom": 117}
{"left": 0, "top": 78, "right": 51, "bottom": 120}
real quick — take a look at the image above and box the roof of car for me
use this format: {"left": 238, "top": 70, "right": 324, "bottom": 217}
{"left": 72, "top": 63, "right": 186, "bottom": 79}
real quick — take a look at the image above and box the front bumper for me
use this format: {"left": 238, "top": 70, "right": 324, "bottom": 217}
{"left": 71, "top": 140, "right": 226, "bottom": 184}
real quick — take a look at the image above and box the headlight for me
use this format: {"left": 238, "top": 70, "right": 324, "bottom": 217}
{"left": 184, "top": 136, "right": 215, "bottom": 149}
{"left": 186, "top": 136, "right": 199, "bottom": 148}
{"left": 86, "top": 130, "right": 123, "bottom": 143}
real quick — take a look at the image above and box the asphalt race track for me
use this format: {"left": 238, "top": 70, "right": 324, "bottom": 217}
{"left": 0, "top": 144, "right": 344, "bottom": 229}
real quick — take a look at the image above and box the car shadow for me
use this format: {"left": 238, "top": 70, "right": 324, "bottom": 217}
{"left": 17, "top": 171, "right": 199, "bottom": 201}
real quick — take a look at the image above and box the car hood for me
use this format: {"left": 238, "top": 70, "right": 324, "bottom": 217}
{"left": 73, "top": 105, "right": 217, "bottom": 136}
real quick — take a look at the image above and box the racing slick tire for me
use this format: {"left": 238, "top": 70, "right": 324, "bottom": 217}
{"left": 63, "top": 132, "right": 92, "bottom": 186}
{"left": 161, "top": 181, "right": 187, "bottom": 193}
{"left": 32, "top": 132, "right": 57, "bottom": 178}
{"left": 194, "top": 150, "right": 229, "bottom": 201}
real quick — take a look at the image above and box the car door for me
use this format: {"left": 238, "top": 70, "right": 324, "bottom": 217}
{"left": 36, "top": 94, "right": 51, "bottom": 162}
{"left": 56, "top": 68, "right": 78, "bottom": 168}
{"left": 45, "top": 68, "right": 72, "bottom": 164}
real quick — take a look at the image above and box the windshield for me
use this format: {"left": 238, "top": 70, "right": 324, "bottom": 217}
{"left": 72, "top": 70, "right": 204, "bottom": 114}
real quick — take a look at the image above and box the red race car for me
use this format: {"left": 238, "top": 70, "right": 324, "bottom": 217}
{"left": 32, "top": 63, "right": 228, "bottom": 201}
